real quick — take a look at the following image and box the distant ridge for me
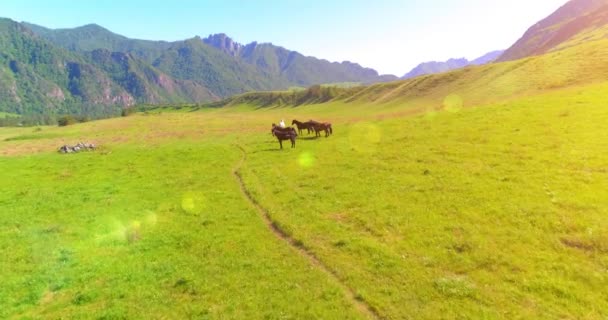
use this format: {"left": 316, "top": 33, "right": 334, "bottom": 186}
{"left": 0, "top": 19, "right": 397, "bottom": 115}
{"left": 401, "top": 50, "right": 504, "bottom": 79}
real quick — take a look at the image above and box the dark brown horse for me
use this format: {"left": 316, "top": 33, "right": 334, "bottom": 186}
{"left": 271, "top": 123, "right": 293, "bottom": 135}
{"left": 291, "top": 120, "right": 315, "bottom": 135}
{"left": 271, "top": 124, "right": 297, "bottom": 149}
{"left": 312, "top": 122, "right": 333, "bottom": 137}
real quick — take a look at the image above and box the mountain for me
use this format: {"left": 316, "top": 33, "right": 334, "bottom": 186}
{"left": 86, "top": 48, "right": 217, "bottom": 104}
{"left": 225, "top": 1, "right": 608, "bottom": 109}
{"left": 22, "top": 22, "right": 172, "bottom": 62}
{"left": 151, "top": 37, "right": 286, "bottom": 98}
{"left": 0, "top": 18, "right": 135, "bottom": 115}
{"left": 223, "top": 32, "right": 608, "bottom": 111}
{"left": 401, "top": 50, "right": 504, "bottom": 79}
{"left": 469, "top": 50, "right": 505, "bottom": 65}
{"left": 402, "top": 58, "right": 469, "bottom": 79}
{"left": 498, "top": 0, "right": 608, "bottom": 61}
{"left": 202, "top": 33, "right": 242, "bottom": 57}
{"left": 0, "top": 20, "right": 397, "bottom": 115}
{"left": 203, "top": 35, "right": 398, "bottom": 86}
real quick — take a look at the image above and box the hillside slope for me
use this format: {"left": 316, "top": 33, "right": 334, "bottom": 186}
{"left": 498, "top": 0, "right": 608, "bottom": 61}
{"left": 86, "top": 49, "right": 217, "bottom": 104}
{"left": 223, "top": 37, "right": 608, "bottom": 111}
{"left": 0, "top": 19, "right": 222, "bottom": 115}
{"left": 22, "top": 23, "right": 172, "bottom": 63}
{"left": 0, "top": 18, "right": 134, "bottom": 115}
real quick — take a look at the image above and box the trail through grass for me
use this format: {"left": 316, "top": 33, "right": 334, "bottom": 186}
{"left": 1, "top": 82, "right": 607, "bottom": 319}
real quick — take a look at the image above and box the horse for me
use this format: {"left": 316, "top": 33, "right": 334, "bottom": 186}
{"left": 312, "top": 122, "right": 333, "bottom": 137}
{"left": 291, "top": 120, "right": 315, "bottom": 135}
{"left": 272, "top": 123, "right": 293, "bottom": 136}
{"left": 271, "top": 124, "right": 297, "bottom": 149}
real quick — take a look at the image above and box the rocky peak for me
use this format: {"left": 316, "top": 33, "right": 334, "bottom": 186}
{"left": 202, "top": 33, "right": 243, "bottom": 56}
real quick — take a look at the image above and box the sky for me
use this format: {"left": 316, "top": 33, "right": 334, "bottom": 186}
{"left": 0, "top": 0, "right": 568, "bottom": 75}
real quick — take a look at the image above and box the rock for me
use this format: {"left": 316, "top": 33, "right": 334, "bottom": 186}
{"left": 58, "top": 142, "right": 97, "bottom": 154}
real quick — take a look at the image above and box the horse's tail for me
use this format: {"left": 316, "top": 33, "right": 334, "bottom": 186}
{"left": 329, "top": 124, "right": 333, "bottom": 134}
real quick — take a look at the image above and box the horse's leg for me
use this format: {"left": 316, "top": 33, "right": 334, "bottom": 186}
{"left": 292, "top": 137, "right": 295, "bottom": 148}
{"left": 279, "top": 139, "right": 283, "bottom": 149}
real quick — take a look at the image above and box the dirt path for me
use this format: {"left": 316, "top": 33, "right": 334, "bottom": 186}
{"left": 232, "top": 144, "right": 382, "bottom": 320}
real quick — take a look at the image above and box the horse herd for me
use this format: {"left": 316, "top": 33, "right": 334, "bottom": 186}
{"left": 271, "top": 119, "right": 333, "bottom": 149}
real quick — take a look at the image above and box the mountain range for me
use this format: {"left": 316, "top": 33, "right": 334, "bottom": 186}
{"left": 2, "top": 0, "right": 607, "bottom": 117}
{"left": 225, "top": 0, "right": 608, "bottom": 110}
{"left": 401, "top": 50, "right": 504, "bottom": 79}
{"left": 0, "top": 19, "right": 397, "bottom": 116}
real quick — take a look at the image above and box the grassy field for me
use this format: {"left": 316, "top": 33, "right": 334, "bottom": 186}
{"left": 1, "top": 83, "right": 607, "bottom": 318}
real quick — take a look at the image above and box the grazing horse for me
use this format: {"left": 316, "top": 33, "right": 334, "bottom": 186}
{"left": 291, "top": 120, "right": 315, "bottom": 135}
{"left": 271, "top": 124, "right": 297, "bottom": 149}
{"left": 312, "top": 122, "right": 333, "bottom": 137}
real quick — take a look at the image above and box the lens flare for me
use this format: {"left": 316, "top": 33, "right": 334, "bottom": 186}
{"left": 107, "top": 220, "right": 128, "bottom": 242}
{"left": 95, "top": 212, "right": 158, "bottom": 245}
{"left": 425, "top": 107, "right": 439, "bottom": 120}
{"left": 181, "top": 191, "right": 207, "bottom": 215}
{"left": 298, "top": 151, "right": 316, "bottom": 168}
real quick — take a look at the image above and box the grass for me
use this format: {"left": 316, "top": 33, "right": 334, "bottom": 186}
{"left": 0, "top": 133, "right": 364, "bottom": 319}
{"left": 236, "top": 83, "right": 608, "bottom": 318}
{"left": 1, "top": 57, "right": 608, "bottom": 318}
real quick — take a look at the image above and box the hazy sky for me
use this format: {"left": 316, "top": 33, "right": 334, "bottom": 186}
{"left": 1, "top": 0, "right": 567, "bottom": 75}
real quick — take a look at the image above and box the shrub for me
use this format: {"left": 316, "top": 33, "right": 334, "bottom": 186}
{"left": 57, "top": 115, "right": 77, "bottom": 127}
{"left": 121, "top": 108, "right": 135, "bottom": 117}
{"left": 76, "top": 115, "right": 90, "bottom": 123}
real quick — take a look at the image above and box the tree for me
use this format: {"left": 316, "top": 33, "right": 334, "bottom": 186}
{"left": 57, "top": 115, "right": 77, "bottom": 126}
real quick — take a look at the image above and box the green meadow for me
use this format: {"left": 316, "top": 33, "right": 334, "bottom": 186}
{"left": 1, "top": 78, "right": 607, "bottom": 318}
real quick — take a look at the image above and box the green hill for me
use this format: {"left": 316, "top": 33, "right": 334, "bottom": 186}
{"left": 86, "top": 48, "right": 217, "bottom": 104}
{"left": 236, "top": 40, "right": 397, "bottom": 86}
{"left": 0, "top": 18, "right": 132, "bottom": 116}
{"left": 0, "top": 21, "right": 396, "bottom": 116}
{"left": 217, "top": 35, "right": 608, "bottom": 114}
{"left": 498, "top": 0, "right": 608, "bottom": 61}
{"left": 151, "top": 37, "right": 287, "bottom": 98}
{"left": 22, "top": 22, "right": 172, "bottom": 63}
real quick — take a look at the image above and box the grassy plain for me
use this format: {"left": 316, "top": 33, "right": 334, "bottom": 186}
{"left": 1, "top": 66, "right": 608, "bottom": 318}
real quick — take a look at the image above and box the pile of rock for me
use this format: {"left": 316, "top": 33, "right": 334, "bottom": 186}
{"left": 58, "top": 142, "right": 96, "bottom": 154}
